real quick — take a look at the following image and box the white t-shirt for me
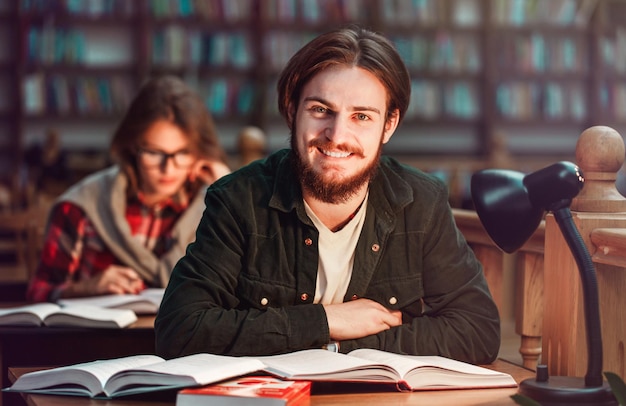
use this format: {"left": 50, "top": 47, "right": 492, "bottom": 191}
{"left": 304, "top": 194, "right": 368, "bottom": 304}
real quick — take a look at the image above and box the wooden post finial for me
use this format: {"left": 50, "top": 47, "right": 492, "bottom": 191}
{"left": 570, "top": 125, "right": 626, "bottom": 212}
{"left": 236, "top": 126, "right": 267, "bottom": 167}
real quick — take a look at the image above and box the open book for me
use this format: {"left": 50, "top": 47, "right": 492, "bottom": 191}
{"left": 258, "top": 349, "right": 517, "bottom": 391}
{"left": 0, "top": 303, "right": 137, "bottom": 328}
{"left": 5, "top": 349, "right": 516, "bottom": 398}
{"left": 57, "top": 288, "right": 165, "bottom": 315}
{"left": 5, "top": 353, "right": 266, "bottom": 399}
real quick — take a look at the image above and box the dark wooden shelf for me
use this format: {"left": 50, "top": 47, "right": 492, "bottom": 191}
{"left": 0, "top": 0, "right": 623, "bottom": 179}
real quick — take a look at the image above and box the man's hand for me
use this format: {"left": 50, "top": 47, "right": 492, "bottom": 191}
{"left": 323, "top": 298, "right": 403, "bottom": 341}
{"left": 63, "top": 265, "right": 145, "bottom": 298}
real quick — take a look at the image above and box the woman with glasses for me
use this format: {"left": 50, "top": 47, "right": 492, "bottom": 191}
{"left": 27, "top": 75, "right": 231, "bottom": 302}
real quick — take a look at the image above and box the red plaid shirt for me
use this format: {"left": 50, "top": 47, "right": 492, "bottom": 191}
{"left": 27, "top": 194, "right": 187, "bottom": 302}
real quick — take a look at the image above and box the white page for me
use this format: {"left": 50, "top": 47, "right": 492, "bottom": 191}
{"left": 348, "top": 349, "right": 516, "bottom": 389}
{"left": 0, "top": 303, "right": 60, "bottom": 321}
{"left": 257, "top": 349, "right": 396, "bottom": 379}
{"left": 350, "top": 349, "right": 512, "bottom": 376}
{"left": 45, "top": 305, "right": 137, "bottom": 327}
{"left": 104, "top": 353, "right": 266, "bottom": 396}
{"left": 54, "top": 305, "right": 137, "bottom": 321}
{"left": 9, "top": 354, "right": 163, "bottom": 393}
{"left": 58, "top": 289, "right": 164, "bottom": 314}
{"left": 139, "top": 288, "right": 165, "bottom": 303}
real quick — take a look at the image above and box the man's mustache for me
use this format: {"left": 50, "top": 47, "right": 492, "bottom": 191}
{"left": 308, "top": 140, "right": 364, "bottom": 158}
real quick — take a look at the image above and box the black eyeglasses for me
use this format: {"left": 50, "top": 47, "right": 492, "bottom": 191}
{"left": 137, "top": 147, "right": 195, "bottom": 169}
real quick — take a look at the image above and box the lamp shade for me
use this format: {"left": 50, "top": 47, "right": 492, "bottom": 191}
{"left": 471, "top": 162, "right": 584, "bottom": 253}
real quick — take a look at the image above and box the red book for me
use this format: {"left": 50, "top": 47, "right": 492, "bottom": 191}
{"left": 176, "top": 376, "right": 311, "bottom": 406}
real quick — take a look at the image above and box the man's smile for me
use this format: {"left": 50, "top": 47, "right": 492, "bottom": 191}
{"left": 320, "top": 148, "right": 352, "bottom": 158}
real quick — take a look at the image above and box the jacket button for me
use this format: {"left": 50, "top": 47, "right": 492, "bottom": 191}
{"left": 260, "top": 297, "right": 269, "bottom": 306}
{"left": 371, "top": 244, "right": 380, "bottom": 252}
{"left": 304, "top": 238, "right": 313, "bottom": 246}
{"left": 300, "top": 293, "right": 309, "bottom": 301}
{"left": 389, "top": 296, "right": 397, "bottom": 305}
{"left": 351, "top": 294, "right": 358, "bottom": 300}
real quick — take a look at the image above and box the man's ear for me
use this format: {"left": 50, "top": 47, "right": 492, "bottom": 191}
{"left": 382, "top": 109, "right": 400, "bottom": 144}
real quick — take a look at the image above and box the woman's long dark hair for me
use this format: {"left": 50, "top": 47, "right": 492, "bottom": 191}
{"left": 110, "top": 75, "right": 228, "bottom": 196}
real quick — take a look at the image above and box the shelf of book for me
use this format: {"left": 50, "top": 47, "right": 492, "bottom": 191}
{"left": 0, "top": 0, "right": 623, "bottom": 201}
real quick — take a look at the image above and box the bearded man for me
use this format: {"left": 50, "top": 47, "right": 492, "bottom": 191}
{"left": 155, "top": 26, "right": 500, "bottom": 365}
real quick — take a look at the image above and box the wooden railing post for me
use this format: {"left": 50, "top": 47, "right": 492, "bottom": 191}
{"left": 542, "top": 125, "right": 626, "bottom": 379}
{"left": 453, "top": 208, "right": 544, "bottom": 370}
{"left": 515, "top": 226, "right": 545, "bottom": 371}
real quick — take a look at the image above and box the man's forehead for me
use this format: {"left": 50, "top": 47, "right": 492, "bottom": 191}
{"left": 299, "top": 66, "right": 388, "bottom": 111}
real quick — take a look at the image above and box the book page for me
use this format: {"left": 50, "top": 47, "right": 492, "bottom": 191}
{"left": 139, "top": 288, "right": 166, "bottom": 303}
{"left": 65, "top": 355, "right": 164, "bottom": 387}
{"left": 347, "top": 349, "right": 430, "bottom": 378}
{"left": 8, "top": 355, "right": 163, "bottom": 396}
{"left": 257, "top": 349, "right": 398, "bottom": 381}
{"left": 57, "top": 288, "right": 164, "bottom": 314}
{"left": 348, "top": 349, "right": 516, "bottom": 389}
{"left": 349, "top": 348, "right": 513, "bottom": 376}
{"left": 59, "top": 295, "right": 144, "bottom": 308}
{"left": 44, "top": 305, "right": 138, "bottom": 328}
{"left": 0, "top": 303, "right": 60, "bottom": 326}
{"left": 104, "top": 353, "right": 266, "bottom": 397}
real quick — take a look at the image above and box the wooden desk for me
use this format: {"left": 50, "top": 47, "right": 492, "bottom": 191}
{"left": 8, "top": 359, "right": 535, "bottom": 406}
{"left": 0, "top": 316, "right": 155, "bottom": 406}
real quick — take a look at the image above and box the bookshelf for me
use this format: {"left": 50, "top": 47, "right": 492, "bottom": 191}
{"left": 0, "top": 0, "right": 620, "bottom": 204}
{"left": 370, "top": 0, "right": 487, "bottom": 157}
{"left": 0, "top": 1, "right": 18, "bottom": 181}
{"left": 593, "top": 0, "right": 626, "bottom": 134}
{"left": 145, "top": 0, "right": 260, "bottom": 123}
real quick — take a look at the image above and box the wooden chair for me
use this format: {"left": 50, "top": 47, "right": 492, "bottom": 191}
{"left": 0, "top": 197, "right": 52, "bottom": 300}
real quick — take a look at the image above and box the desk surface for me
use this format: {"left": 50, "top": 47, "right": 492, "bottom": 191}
{"left": 9, "top": 359, "right": 535, "bottom": 406}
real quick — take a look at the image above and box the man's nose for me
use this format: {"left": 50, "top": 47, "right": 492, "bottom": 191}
{"left": 324, "top": 116, "right": 351, "bottom": 143}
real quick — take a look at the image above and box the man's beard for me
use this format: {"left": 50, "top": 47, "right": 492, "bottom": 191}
{"left": 290, "top": 130, "right": 382, "bottom": 204}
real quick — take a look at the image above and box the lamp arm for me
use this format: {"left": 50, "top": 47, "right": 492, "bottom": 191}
{"left": 553, "top": 206, "right": 604, "bottom": 387}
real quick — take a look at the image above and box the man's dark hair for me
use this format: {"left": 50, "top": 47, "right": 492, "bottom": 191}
{"left": 277, "top": 25, "right": 411, "bottom": 128}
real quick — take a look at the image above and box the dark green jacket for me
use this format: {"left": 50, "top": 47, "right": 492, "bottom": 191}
{"left": 155, "top": 149, "right": 500, "bottom": 364}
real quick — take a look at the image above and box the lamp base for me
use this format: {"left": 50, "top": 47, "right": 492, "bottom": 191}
{"left": 519, "top": 376, "right": 617, "bottom": 405}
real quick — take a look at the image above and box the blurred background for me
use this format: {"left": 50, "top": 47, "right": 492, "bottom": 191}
{"left": 3, "top": 0, "right": 626, "bottom": 211}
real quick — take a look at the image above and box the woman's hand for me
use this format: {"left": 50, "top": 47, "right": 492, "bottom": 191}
{"left": 189, "top": 159, "right": 231, "bottom": 185}
{"left": 62, "top": 265, "right": 145, "bottom": 298}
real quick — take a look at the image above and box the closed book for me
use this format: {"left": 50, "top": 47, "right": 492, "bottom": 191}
{"left": 176, "top": 376, "right": 311, "bottom": 406}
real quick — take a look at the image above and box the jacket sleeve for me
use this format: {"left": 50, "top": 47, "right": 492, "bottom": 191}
{"left": 339, "top": 190, "right": 501, "bottom": 365}
{"left": 154, "top": 187, "right": 330, "bottom": 359}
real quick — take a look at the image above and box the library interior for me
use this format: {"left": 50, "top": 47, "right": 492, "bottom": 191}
{"left": 1, "top": 0, "right": 626, "bottom": 405}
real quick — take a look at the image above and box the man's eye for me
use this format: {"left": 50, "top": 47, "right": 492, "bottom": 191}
{"left": 312, "top": 106, "right": 327, "bottom": 114}
{"left": 357, "top": 113, "right": 369, "bottom": 121}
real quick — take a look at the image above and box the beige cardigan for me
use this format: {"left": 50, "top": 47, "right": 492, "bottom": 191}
{"left": 55, "top": 166, "right": 206, "bottom": 287}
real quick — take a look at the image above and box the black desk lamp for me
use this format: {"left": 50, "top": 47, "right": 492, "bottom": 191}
{"left": 471, "top": 161, "right": 617, "bottom": 405}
